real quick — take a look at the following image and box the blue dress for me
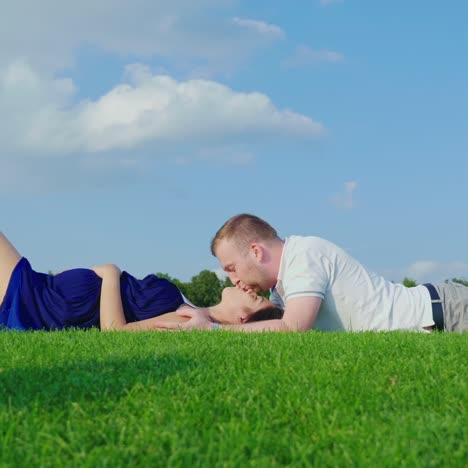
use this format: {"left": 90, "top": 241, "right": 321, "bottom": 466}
{"left": 0, "top": 257, "right": 185, "bottom": 331}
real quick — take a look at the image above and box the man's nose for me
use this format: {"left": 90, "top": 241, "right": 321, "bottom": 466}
{"left": 228, "top": 272, "right": 239, "bottom": 286}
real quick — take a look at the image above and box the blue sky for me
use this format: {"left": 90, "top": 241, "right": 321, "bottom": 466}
{"left": 1, "top": 0, "right": 467, "bottom": 283}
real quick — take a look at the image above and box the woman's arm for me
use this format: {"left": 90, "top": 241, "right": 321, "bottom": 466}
{"left": 119, "top": 310, "right": 190, "bottom": 331}
{"left": 92, "top": 264, "right": 126, "bottom": 331}
{"left": 92, "top": 264, "right": 190, "bottom": 331}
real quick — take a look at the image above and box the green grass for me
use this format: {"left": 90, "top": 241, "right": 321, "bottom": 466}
{"left": 0, "top": 331, "right": 466, "bottom": 467}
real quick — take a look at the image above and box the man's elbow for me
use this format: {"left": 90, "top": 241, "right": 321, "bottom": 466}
{"left": 280, "top": 319, "right": 310, "bottom": 332}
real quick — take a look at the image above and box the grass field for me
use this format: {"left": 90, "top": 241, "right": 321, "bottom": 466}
{"left": 0, "top": 330, "right": 466, "bottom": 467}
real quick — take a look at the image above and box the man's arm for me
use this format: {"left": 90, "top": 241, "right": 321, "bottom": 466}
{"left": 154, "top": 296, "right": 322, "bottom": 332}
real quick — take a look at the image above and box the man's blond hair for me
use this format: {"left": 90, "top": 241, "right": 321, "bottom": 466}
{"left": 210, "top": 214, "right": 279, "bottom": 255}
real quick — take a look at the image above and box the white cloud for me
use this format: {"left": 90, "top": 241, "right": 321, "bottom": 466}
{"left": 0, "top": 61, "right": 324, "bottom": 191}
{"left": 231, "top": 17, "right": 285, "bottom": 39}
{"left": 284, "top": 45, "right": 344, "bottom": 67}
{"left": 381, "top": 260, "right": 468, "bottom": 284}
{"left": 406, "top": 261, "right": 468, "bottom": 283}
{"left": 331, "top": 180, "right": 358, "bottom": 209}
{"left": 0, "top": 1, "right": 282, "bottom": 74}
{"left": 0, "top": 1, "right": 326, "bottom": 192}
{"left": 407, "top": 261, "right": 438, "bottom": 278}
{"left": 1, "top": 61, "right": 323, "bottom": 155}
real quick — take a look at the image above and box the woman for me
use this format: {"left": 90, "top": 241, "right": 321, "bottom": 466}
{"left": 0, "top": 232, "right": 282, "bottom": 331}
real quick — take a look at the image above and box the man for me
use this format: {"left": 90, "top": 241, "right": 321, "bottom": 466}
{"left": 156, "top": 213, "right": 468, "bottom": 332}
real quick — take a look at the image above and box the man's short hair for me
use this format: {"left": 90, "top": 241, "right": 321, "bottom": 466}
{"left": 210, "top": 213, "right": 279, "bottom": 255}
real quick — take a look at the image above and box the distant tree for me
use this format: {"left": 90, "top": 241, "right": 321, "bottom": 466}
{"left": 185, "top": 270, "right": 225, "bottom": 307}
{"left": 156, "top": 271, "right": 229, "bottom": 306}
{"left": 402, "top": 277, "right": 418, "bottom": 288}
{"left": 223, "top": 276, "right": 233, "bottom": 288}
{"left": 449, "top": 278, "right": 468, "bottom": 287}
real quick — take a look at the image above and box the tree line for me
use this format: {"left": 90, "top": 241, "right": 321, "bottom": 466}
{"left": 402, "top": 277, "right": 468, "bottom": 288}
{"left": 156, "top": 270, "right": 234, "bottom": 307}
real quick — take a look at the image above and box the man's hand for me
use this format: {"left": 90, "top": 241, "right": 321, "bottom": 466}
{"left": 154, "top": 308, "right": 213, "bottom": 331}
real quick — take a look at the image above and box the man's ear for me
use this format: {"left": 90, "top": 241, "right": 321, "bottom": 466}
{"left": 250, "top": 243, "right": 263, "bottom": 261}
{"left": 240, "top": 313, "right": 249, "bottom": 323}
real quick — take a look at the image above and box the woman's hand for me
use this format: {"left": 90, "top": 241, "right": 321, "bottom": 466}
{"left": 92, "top": 264, "right": 121, "bottom": 279}
{"left": 153, "top": 308, "right": 213, "bottom": 331}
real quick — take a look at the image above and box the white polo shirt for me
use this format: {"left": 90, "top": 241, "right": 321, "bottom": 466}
{"left": 269, "top": 236, "right": 434, "bottom": 331}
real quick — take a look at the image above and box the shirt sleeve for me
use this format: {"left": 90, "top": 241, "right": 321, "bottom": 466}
{"left": 269, "top": 288, "right": 284, "bottom": 309}
{"left": 282, "top": 242, "right": 330, "bottom": 302}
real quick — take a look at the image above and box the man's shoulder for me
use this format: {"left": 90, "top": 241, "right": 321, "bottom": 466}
{"left": 286, "top": 235, "right": 337, "bottom": 252}
{"left": 283, "top": 236, "right": 346, "bottom": 271}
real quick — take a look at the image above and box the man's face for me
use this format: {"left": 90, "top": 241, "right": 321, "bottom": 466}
{"left": 215, "top": 238, "right": 270, "bottom": 293}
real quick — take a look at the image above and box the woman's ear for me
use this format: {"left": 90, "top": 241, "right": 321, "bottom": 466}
{"left": 240, "top": 312, "right": 250, "bottom": 323}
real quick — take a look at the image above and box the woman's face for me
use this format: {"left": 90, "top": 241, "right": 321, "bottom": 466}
{"left": 220, "top": 286, "right": 274, "bottom": 324}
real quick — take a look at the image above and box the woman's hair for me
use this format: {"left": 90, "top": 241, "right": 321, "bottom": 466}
{"left": 247, "top": 305, "right": 284, "bottom": 322}
{"left": 210, "top": 213, "right": 279, "bottom": 255}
